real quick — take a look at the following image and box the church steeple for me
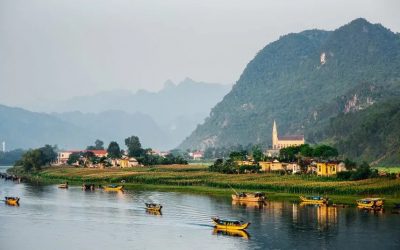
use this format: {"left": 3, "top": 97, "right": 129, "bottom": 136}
{"left": 272, "top": 120, "right": 278, "bottom": 149}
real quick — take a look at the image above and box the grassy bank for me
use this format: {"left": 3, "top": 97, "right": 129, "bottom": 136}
{"left": 8, "top": 165, "right": 400, "bottom": 205}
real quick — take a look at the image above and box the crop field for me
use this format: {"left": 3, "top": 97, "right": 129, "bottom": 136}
{"left": 15, "top": 165, "right": 400, "bottom": 198}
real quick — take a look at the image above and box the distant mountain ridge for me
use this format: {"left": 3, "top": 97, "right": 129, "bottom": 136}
{"left": 2, "top": 78, "right": 231, "bottom": 150}
{"left": 179, "top": 18, "right": 400, "bottom": 164}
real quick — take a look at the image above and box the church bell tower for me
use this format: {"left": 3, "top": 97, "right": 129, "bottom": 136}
{"left": 272, "top": 120, "right": 278, "bottom": 149}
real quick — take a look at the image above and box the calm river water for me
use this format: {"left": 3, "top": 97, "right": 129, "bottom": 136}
{"left": 1, "top": 166, "right": 399, "bottom": 250}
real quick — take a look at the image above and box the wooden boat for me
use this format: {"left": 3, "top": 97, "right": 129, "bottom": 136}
{"left": 145, "top": 203, "right": 162, "bottom": 212}
{"left": 231, "top": 192, "right": 265, "bottom": 202}
{"left": 103, "top": 184, "right": 124, "bottom": 191}
{"left": 5, "top": 197, "right": 20, "bottom": 206}
{"left": 212, "top": 228, "right": 250, "bottom": 239}
{"left": 357, "top": 198, "right": 384, "bottom": 209}
{"left": 299, "top": 195, "right": 328, "bottom": 204}
{"left": 58, "top": 183, "right": 68, "bottom": 189}
{"left": 211, "top": 217, "right": 250, "bottom": 230}
{"left": 82, "top": 184, "right": 96, "bottom": 191}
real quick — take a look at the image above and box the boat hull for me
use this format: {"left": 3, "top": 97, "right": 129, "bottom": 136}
{"left": 357, "top": 198, "right": 384, "bottom": 209}
{"left": 5, "top": 198, "right": 19, "bottom": 206}
{"left": 212, "top": 218, "right": 250, "bottom": 230}
{"left": 299, "top": 196, "right": 327, "bottom": 204}
{"left": 104, "top": 186, "right": 124, "bottom": 191}
{"left": 232, "top": 195, "right": 265, "bottom": 202}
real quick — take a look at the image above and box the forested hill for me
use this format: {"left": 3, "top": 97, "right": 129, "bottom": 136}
{"left": 179, "top": 18, "right": 400, "bottom": 164}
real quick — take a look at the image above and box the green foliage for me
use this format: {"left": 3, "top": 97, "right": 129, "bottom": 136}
{"left": 252, "top": 145, "right": 264, "bottom": 162}
{"left": 86, "top": 139, "right": 104, "bottom": 150}
{"left": 229, "top": 151, "right": 247, "bottom": 161}
{"left": 67, "top": 152, "right": 81, "bottom": 165}
{"left": 238, "top": 164, "right": 261, "bottom": 174}
{"left": 336, "top": 162, "right": 378, "bottom": 180}
{"left": 107, "top": 141, "right": 121, "bottom": 159}
{"left": 16, "top": 145, "right": 57, "bottom": 172}
{"left": 209, "top": 159, "right": 238, "bottom": 174}
{"left": 279, "top": 144, "right": 338, "bottom": 161}
{"left": 125, "top": 135, "right": 144, "bottom": 158}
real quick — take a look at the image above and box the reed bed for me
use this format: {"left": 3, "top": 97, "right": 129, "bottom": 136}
{"left": 25, "top": 165, "right": 400, "bottom": 196}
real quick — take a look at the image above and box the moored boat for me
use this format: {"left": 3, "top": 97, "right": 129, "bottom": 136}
{"left": 299, "top": 195, "right": 328, "bottom": 204}
{"left": 211, "top": 217, "right": 250, "bottom": 230}
{"left": 357, "top": 198, "right": 384, "bottom": 209}
{"left": 231, "top": 192, "right": 265, "bottom": 202}
{"left": 145, "top": 203, "right": 162, "bottom": 212}
{"left": 103, "top": 184, "right": 124, "bottom": 191}
{"left": 5, "top": 197, "right": 20, "bottom": 206}
{"left": 58, "top": 182, "right": 68, "bottom": 189}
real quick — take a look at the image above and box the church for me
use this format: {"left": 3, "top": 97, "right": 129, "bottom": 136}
{"left": 272, "top": 120, "right": 304, "bottom": 149}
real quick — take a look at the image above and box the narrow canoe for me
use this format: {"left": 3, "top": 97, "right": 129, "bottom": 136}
{"left": 212, "top": 217, "right": 250, "bottom": 230}
{"left": 299, "top": 196, "right": 328, "bottom": 204}
{"left": 104, "top": 185, "right": 124, "bottom": 191}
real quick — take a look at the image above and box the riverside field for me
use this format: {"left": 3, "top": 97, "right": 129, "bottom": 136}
{"left": 8, "top": 164, "right": 400, "bottom": 205}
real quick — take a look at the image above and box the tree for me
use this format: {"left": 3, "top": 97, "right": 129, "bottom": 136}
{"left": 107, "top": 141, "right": 121, "bottom": 159}
{"left": 125, "top": 136, "right": 144, "bottom": 157}
{"left": 87, "top": 139, "right": 104, "bottom": 150}
{"left": 229, "top": 151, "right": 247, "bottom": 161}
{"left": 67, "top": 152, "right": 81, "bottom": 165}
{"left": 16, "top": 145, "right": 56, "bottom": 172}
{"left": 313, "top": 145, "right": 338, "bottom": 159}
{"left": 252, "top": 145, "right": 264, "bottom": 162}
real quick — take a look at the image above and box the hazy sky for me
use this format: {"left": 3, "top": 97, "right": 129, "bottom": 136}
{"left": 0, "top": 0, "right": 399, "bottom": 107}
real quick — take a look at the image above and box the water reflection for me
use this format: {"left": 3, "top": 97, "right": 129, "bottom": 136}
{"left": 232, "top": 200, "right": 267, "bottom": 210}
{"left": 212, "top": 228, "right": 250, "bottom": 240}
{"left": 0, "top": 167, "right": 399, "bottom": 250}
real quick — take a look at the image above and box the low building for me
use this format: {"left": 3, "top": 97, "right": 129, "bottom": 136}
{"left": 119, "top": 157, "right": 139, "bottom": 168}
{"left": 286, "top": 163, "right": 301, "bottom": 174}
{"left": 316, "top": 162, "right": 344, "bottom": 176}
{"left": 259, "top": 160, "right": 285, "bottom": 172}
{"left": 190, "top": 151, "right": 204, "bottom": 160}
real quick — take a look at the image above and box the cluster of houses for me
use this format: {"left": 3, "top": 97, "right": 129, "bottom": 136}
{"left": 55, "top": 150, "right": 139, "bottom": 168}
{"left": 236, "top": 159, "right": 346, "bottom": 176}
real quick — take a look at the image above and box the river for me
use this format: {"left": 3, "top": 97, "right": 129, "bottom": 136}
{"left": 0, "top": 166, "right": 399, "bottom": 250}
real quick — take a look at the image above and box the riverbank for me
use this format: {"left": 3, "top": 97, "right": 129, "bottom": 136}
{"left": 8, "top": 165, "right": 400, "bottom": 206}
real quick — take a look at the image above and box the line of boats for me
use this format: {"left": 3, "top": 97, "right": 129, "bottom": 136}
{"left": 3, "top": 178, "right": 400, "bottom": 238}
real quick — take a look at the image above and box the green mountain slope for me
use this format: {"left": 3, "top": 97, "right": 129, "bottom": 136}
{"left": 179, "top": 18, "right": 400, "bottom": 163}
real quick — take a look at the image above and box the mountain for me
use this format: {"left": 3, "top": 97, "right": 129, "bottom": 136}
{"left": 179, "top": 18, "right": 400, "bottom": 163}
{"left": 27, "top": 78, "right": 231, "bottom": 149}
{"left": 0, "top": 105, "right": 167, "bottom": 150}
{"left": 0, "top": 104, "right": 92, "bottom": 150}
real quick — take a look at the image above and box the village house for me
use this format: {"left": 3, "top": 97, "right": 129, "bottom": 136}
{"left": 259, "top": 160, "right": 285, "bottom": 172}
{"left": 55, "top": 149, "right": 108, "bottom": 165}
{"left": 119, "top": 156, "right": 139, "bottom": 168}
{"left": 189, "top": 151, "right": 204, "bottom": 160}
{"left": 316, "top": 162, "right": 345, "bottom": 176}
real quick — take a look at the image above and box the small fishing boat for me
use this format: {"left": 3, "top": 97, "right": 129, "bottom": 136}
{"left": 82, "top": 184, "right": 96, "bottom": 191}
{"left": 5, "top": 197, "right": 20, "bottom": 206}
{"left": 299, "top": 196, "right": 328, "bottom": 204}
{"left": 145, "top": 203, "right": 162, "bottom": 212}
{"left": 58, "top": 182, "right": 68, "bottom": 189}
{"left": 212, "top": 228, "right": 250, "bottom": 239}
{"left": 356, "top": 198, "right": 384, "bottom": 209}
{"left": 231, "top": 192, "right": 266, "bottom": 202}
{"left": 103, "top": 184, "right": 124, "bottom": 191}
{"left": 211, "top": 217, "right": 250, "bottom": 230}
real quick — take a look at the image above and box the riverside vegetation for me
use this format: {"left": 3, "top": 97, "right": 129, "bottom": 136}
{"left": 8, "top": 164, "right": 400, "bottom": 206}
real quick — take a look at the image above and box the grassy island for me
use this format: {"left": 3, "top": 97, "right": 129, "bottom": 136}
{"left": 8, "top": 164, "right": 400, "bottom": 206}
